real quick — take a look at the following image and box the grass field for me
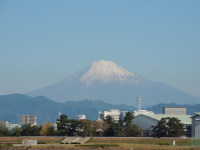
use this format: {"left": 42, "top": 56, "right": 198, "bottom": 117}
{"left": 1, "top": 137, "right": 200, "bottom": 149}
{"left": 0, "top": 136, "right": 64, "bottom": 144}
{"left": 85, "top": 137, "right": 200, "bottom": 150}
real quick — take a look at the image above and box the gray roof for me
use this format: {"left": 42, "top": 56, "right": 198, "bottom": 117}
{"left": 191, "top": 112, "right": 200, "bottom": 118}
{"left": 194, "top": 112, "right": 200, "bottom": 115}
{"left": 143, "top": 114, "right": 191, "bottom": 124}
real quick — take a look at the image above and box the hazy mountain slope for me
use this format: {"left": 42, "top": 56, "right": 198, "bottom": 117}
{"left": 0, "top": 94, "right": 199, "bottom": 124}
{"left": 0, "top": 94, "right": 135, "bottom": 124}
{"left": 0, "top": 94, "right": 60, "bottom": 124}
{"left": 26, "top": 60, "right": 200, "bottom": 105}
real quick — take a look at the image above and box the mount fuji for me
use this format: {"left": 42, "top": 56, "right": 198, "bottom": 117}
{"left": 26, "top": 60, "right": 200, "bottom": 105}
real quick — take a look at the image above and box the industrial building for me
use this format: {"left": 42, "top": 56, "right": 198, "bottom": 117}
{"left": 98, "top": 109, "right": 129, "bottom": 121}
{"left": 20, "top": 115, "right": 37, "bottom": 125}
{"left": 163, "top": 107, "right": 186, "bottom": 115}
{"left": 133, "top": 114, "right": 191, "bottom": 136}
{"left": 191, "top": 112, "right": 200, "bottom": 137}
{"left": 76, "top": 115, "right": 86, "bottom": 120}
{"left": 98, "top": 96, "right": 154, "bottom": 121}
{"left": 0, "top": 121, "right": 21, "bottom": 130}
{"left": 98, "top": 109, "right": 121, "bottom": 121}
{"left": 133, "top": 96, "right": 154, "bottom": 116}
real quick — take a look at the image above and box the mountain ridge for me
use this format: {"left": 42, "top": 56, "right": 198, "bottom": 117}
{"left": 26, "top": 60, "right": 200, "bottom": 105}
{"left": 0, "top": 94, "right": 199, "bottom": 124}
{"left": 0, "top": 94, "right": 135, "bottom": 124}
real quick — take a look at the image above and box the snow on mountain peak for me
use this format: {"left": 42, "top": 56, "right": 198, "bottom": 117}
{"left": 80, "top": 60, "right": 139, "bottom": 85}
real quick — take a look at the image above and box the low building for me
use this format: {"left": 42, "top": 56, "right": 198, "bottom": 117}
{"left": 76, "top": 115, "right": 86, "bottom": 120}
{"left": 98, "top": 109, "right": 121, "bottom": 121}
{"left": 5, "top": 121, "right": 21, "bottom": 130}
{"left": 98, "top": 109, "right": 130, "bottom": 121}
{"left": 191, "top": 112, "right": 200, "bottom": 137}
{"left": 163, "top": 107, "right": 186, "bottom": 115}
{"left": 0, "top": 121, "right": 21, "bottom": 130}
{"left": 133, "top": 114, "right": 191, "bottom": 136}
{"left": 133, "top": 110, "right": 154, "bottom": 117}
{"left": 20, "top": 115, "right": 37, "bottom": 125}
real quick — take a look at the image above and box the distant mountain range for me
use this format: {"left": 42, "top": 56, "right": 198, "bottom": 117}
{"left": 26, "top": 60, "right": 200, "bottom": 105}
{"left": 0, "top": 94, "right": 134, "bottom": 124}
{"left": 0, "top": 94, "right": 199, "bottom": 124}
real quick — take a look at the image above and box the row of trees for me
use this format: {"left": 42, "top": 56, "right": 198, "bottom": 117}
{"left": 56, "top": 112, "right": 142, "bottom": 137}
{"left": 0, "top": 113, "right": 184, "bottom": 137}
{"left": 103, "top": 112, "right": 142, "bottom": 137}
{"left": 0, "top": 112, "right": 142, "bottom": 137}
{"left": 0, "top": 122, "right": 55, "bottom": 136}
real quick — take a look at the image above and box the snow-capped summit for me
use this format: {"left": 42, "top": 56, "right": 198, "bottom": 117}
{"left": 80, "top": 60, "right": 138, "bottom": 85}
{"left": 26, "top": 60, "right": 200, "bottom": 105}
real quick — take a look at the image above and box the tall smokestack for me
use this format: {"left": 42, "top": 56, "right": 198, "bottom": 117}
{"left": 137, "top": 96, "right": 141, "bottom": 111}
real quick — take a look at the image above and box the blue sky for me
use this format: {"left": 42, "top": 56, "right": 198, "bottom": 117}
{"left": 0, "top": 0, "right": 200, "bottom": 97}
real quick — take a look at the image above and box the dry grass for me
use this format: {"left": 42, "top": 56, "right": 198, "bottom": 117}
{"left": 86, "top": 138, "right": 200, "bottom": 150}
{"left": 0, "top": 136, "right": 64, "bottom": 144}
{"left": 1, "top": 137, "right": 200, "bottom": 149}
{"left": 88, "top": 137, "right": 191, "bottom": 145}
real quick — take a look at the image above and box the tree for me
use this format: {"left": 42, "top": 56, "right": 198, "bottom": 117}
{"left": 57, "top": 114, "right": 69, "bottom": 136}
{"left": 124, "top": 112, "right": 134, "bottom": 128}
{"left": 104, "top": 115, "right": 115, "bottom": 127}
{"left": 67, "top": 119, "right": 77, "bottom": 136}
{"left": 103, "top": 113, "right": 141, "bottom": 137}
{"left": 76, "top": 119, "right": 94, "bottom": 137}
{"left": 11, "top": 127, "right": 22, "bottom": 136}
{"left": 93, "top": 120, "right": 108, "bottom": 136}
{"left": 40, "top": 122, "right": 55, "bottom": 136}
{"left": 0, "top": 124, "right": 10, "bottom": 136}
{"left": 31, "top": 125, "right": 41, "bottom": 136}
{"left": 56, "top": 114, "right": 77, "bottom": 136}
{"left": 110, "top": 118, "right": 124, "bottom": 137}
{"left": 153, "top": 117, "right": 184, "bottom": 137}
{"left": 20, "top": 124, "right": 32, "bottom": 136}
{"left": 20, "top": 124, "right": 40, "bottom": 136}
{"left": 123, "top": 112, "right": 142, "bottom": 137}
{"left": 123, "top": 124, "right": 142, "bottom": 137}
{"left": 104, "top": 115, "right": 115, "bottom": 136}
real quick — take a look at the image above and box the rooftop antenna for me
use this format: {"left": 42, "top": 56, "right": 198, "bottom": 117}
{"left": 137, "top": 96, "right": 141, "bottom": 111}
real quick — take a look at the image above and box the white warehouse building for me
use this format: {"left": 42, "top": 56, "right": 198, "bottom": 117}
{"left": 98, "top": 109, "right": 129, "bottom": 121}
{"left": 98, "top": 96, "right": 153, "bottom": 121}
{"left": 76, "top": 115, "right": 86, "bottom": 120}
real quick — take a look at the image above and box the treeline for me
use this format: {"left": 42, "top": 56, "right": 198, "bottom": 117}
{"left": 0, "top": 112, "right": 142, "bottom": 137}
{"left": 0, "top": 113, "right": 184, "bottom": 137}
{"left": 0, "top": 122, "right": 54, "bottom": 136}
{"left": 56, "top": 112, "right": 142, "bottom": 137}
